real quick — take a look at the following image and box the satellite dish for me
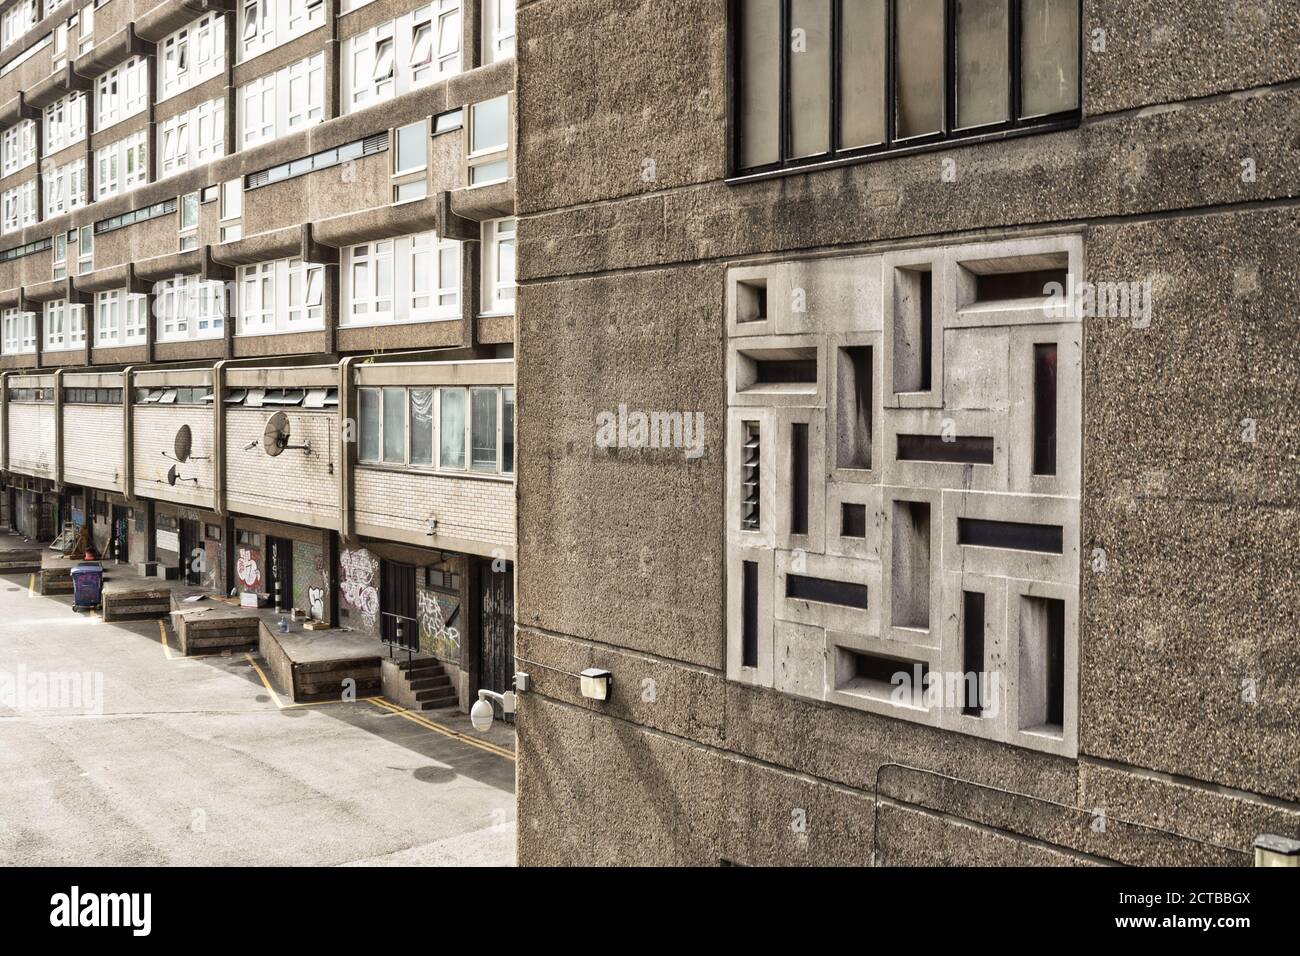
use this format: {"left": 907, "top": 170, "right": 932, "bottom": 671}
{"left": 262, "top": 411, "right": 312, "bottom": 457}
{"left": 167, "top": 464, "right": 179, "bottom": 486}
{"left": 174, "top": 424, "right": 193, "bottom": 463}
{"left": 263, "top": 412, "right": 290, "bottom": 457}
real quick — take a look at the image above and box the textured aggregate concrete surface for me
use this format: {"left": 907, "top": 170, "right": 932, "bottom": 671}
{"left": 0, "top": 574, "right": 515, "bottom": 866}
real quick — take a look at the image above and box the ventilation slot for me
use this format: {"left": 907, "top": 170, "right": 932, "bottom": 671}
{"left": 1032, "top": 343, "right": 1058, "bottom": 476}
{"left": 892, "top": 268, "right": 932, "bottom": 393}
{"left": 958, "top": 518, "right": 1062, "bottom": 554}
{"left": 741, "top": 421, "right": 760, "bottom": 530}
{"left": 790, "top": 423, "right": 808, "bottom": 536}
{"left": 786, "top": 574, "right": 868, "bottom": 610}
{"left": 890, "top": 500, "right": 930, "bottom": 630}
{"left": 737, "top": 346, "right": 817, "bottom": 392}
{"left": 736, "top": 278, "right": 768, "bottom": 323}
{"left": 1019, "top": 596, "right": 1065, "bottom": 734}
{"left": 836, "top": 345, "right": 872, "bottom": 468}
{"left": 841, "top": 502, "right": 866, "bottom": 538}
{"left": 896, "top": 434, "right": 994, "bottom": 465}
{"left": 755, "top": 358, "right": 816, "bottom": 384}
{"left": 962, "top": 591, "right": 986, "bottom": 716}
{"left": 835, "top": 647, "right": 929, "bottom": 706}
{"left": 741, "top": 560, "right": 759, "bottom": 668}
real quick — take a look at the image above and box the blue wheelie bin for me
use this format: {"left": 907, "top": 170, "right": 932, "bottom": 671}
{"left": 71, "top": 562, "right": 104, "bottom": 611}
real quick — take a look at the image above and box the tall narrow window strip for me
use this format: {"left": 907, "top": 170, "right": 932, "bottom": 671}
{"left": 838, "top": 0, "right": 887, "bottom": 149}
{"left": 956, "top": 0, "right": 1011, "bottom": 129}
{"left": 1021, "top": 0, "right": 1080, "bottom": 118}
{"left": 736, "top": 0, "right": 781, "bottom": 170}
{"left": 788, "top": 0, "right": 831, "bottom": 159}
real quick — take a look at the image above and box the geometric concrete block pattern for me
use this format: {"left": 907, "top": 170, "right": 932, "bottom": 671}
{"left": 726, "top": 235, "right": 1083, "bottom": 757}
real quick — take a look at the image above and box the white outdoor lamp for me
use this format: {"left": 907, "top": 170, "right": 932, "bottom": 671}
{"left": 579, "top": 668, "right": 612, "bottom": 702}
{"left": 1254, "top": 834, "right": 1300, "bottom": 867}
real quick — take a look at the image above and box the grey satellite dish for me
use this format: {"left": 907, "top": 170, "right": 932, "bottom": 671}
{"left": 263, "top": 411, "right": 312, "bottom": 457}
{"left": 174, "top": 424, "right": 192, "bottom": 463}
{"left": 167, "top": 464, "right": 178, "bottom": 486}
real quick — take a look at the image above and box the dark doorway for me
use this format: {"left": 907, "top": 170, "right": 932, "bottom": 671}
{"left": 111, "top": 506, "right": 129, "bottom": 563}
{"left": 267, "top": 537, "right": 293, "bottom": 609}
{"left": 179, "top": 519, "right": 202, "bottom": 584}
{"left": 478, "top": 560, "right": 515, "bottom": 695}
{"left": 381, "top": 560, "right": 418, "bottom": 652}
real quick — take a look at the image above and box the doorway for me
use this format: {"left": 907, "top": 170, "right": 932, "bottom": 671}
{"left": 179, "top": 519, "right": 202, "bottom": 584}
{"left": 267, "top": 536, "right": 293, "bottom": 610}
{"left": 111, "top": 505, "right": 129, "bottom": 563}
{"left": 380, "top": 560, "right": 417, "bottom": 652}
{"left": 478, "top": 560, "right": 515, "bottom": 695}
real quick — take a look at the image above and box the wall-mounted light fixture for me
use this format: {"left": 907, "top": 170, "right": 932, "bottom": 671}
{"left": 580, "top": 668, "right": 612, "bottom": 702}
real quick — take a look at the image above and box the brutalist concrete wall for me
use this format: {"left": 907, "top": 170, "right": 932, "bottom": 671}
{"left": 513, "top": 0, "right": 1300, "bottom": 865}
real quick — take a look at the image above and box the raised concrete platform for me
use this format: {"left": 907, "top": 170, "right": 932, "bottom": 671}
{"left": 259, "top": 624, "right": 385, "bottom": 703}
{"left": 39, "top": 553, "right": 80, "bottom": 595}
{"left": 170, "top": 593, "right": 261, "bottom": 655}
{"left": 0, "top": 532, "right": 42, "bottom": 572}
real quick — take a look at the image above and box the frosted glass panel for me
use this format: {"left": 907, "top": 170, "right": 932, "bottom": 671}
{"left": 738, "top": 0, "right": 781, "bottom": 168}
{"left": 839, "top": 0, "right": 886, "bottom": 148}
{"left": 956, "top": 0, "right": 1009, "bottom": 128}
{"left": 895, "top": 0, "right": 945, "bottom": 138}
{"left": 789, "top": 0, "right": 831, "bottom": 158}
{"left": 1021, "top": 0, "right": 1079, "bottom": 117}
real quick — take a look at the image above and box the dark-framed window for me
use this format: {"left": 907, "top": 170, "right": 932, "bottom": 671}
{"left": 729, "top": 0, "right": 1081, "bottom": 177}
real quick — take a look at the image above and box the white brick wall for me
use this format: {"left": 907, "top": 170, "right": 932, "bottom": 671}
{"left": 354, "top": 468, "right": 515, "bottom": 548}
{"left": 63, "top": 404, "right": 124, "bottom": 490}
{"left": 226, "top": 409, "right": 341, "bottom": 525}
{"left": 132, "top": 405, "right": 215, "bottom": 508}
{"left": 8, "top": 404, "right": 55, "bottom": 478}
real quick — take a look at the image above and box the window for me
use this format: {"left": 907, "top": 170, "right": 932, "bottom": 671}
{"left": 1, "top": 179, "right": 37, "bottom": 234}
{"left": 44, "top": 298, "right": 86, "bottom": 352}
{"left": 345, "top": 3, "right": 460, "bottom": 113}
{"left": 245, "top": 132, "right": 387, "bottom": 190}
{"left": 730, "top": 0, "right": 1081, "bottom": 175}
{"left": 1, "top": 1, "right": 36, "bottom": 49}
{"left": 392, "top": 119, "right": 428, "bottom": 202}
{"left": 1, "top": 121, "right": 35, "bottom": 177}
{"left": 76, "top": 224, "right": 92, "bottom": 274}
{"left": 78, "top": 2, "right": 93, "bottom": 55}
{"left": 357, "top": 384, "right": 514, "bottom": 475}
{"left": 52, "top": 230, "right": 67, "bottom": 279}
{"left": 44, "top": 158, "right": 87, "bottom": 217}
{"left": 94, "top": 130, "right": 148, "bottom": 200}
{"left": 483, "top": 0, "right": 515, "bottom": 63}
{"left": 239, "top": 0, "right": 325, "bottom": 63}
{"left": 158, "top": 98, "right": 225, "bottom": 177}
{"left": 44, "top": 91, "right": 87, "bottom": 154}
{"left": 96, "top": 289, "right": 147, "bottom": 347}
{"left": 95, "top": 57, "right": 148, "bottom": 130}
{"left": 481, "top": 218, "right": 516, "bottom": 314}
{"left": 467, "top": 96, "right": 510, "bottom": 186}
{"left": 159, "top": 12, "right": 225, "bottom": 100}
{"left": 220, "top": 177, "right": 242, "bottom": 242}
{"left": 95, "top": 198, "right": 177, "bottom": 235}
{"left": 155, "top": 274, "right": 227, "bottom": 341}
{"left": 179, "top": 192, "right": 199, "bottom": 250}
{"left": 343, "top": 231, "right": 460, "bottom": 326}
{"left": 236, "top": 257, "right": 324, "bottom": 334}
{"left": 1, "top": 308, "right": 36, "bottom": 355}
{"left": 239, "top": 52, "right": 325, "bottom": 148}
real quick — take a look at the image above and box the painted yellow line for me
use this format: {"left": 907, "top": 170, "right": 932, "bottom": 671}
{"left": 241, "top": 653, "right": 381, "bottom": 711}
{"left": 245, "top": 652, "right": 285, "bottom": 708}
{"left": 367, "top": 697, "right": 516, "bottom": 762}
{"left": 28, "top": 573, "right": 35, "bottom": 597}
{"left": 158, "top": 619, "right": 177, "bottom": 660}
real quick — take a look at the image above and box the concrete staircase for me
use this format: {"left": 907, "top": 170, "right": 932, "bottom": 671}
{"left": 383, "top": 657, "right": 458, "bottom": 711}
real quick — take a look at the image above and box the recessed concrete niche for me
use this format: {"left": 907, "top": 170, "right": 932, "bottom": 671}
{"left": 725, "top": 235, "right": 1083, "bottom": 757}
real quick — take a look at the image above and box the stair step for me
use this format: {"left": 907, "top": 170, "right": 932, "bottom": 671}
{"left": 417, "top": 698, "right": 458, "bottom": 711}
{"left": 413, "top": 687, "right": 457, "bottom": 704}
{"left": 408, "top": 675, "right": 451, "bottom": 691}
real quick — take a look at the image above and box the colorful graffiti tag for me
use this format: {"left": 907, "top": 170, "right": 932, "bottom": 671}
{"left": 339, "top": 549, "right": 380, "bottom": 630}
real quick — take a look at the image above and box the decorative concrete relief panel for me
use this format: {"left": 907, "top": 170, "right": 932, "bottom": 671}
{"left": 725, "top": 235, "right": 1084, "bottom": 757}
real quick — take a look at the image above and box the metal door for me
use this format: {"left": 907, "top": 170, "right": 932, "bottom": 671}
{"left": 380, "top": 560, "right": 418, "bottom": 652}
{"left": 478, "top": 560, "right": 514, "bottom": 694}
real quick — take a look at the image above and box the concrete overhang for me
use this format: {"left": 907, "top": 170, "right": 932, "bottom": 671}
{"left": 312, "top": 196, "right": 441, "bottom": 250}
{"left": 134, "top": 0, "right": 236, "bottom": 44}
{"left": 449, "top": 180, "right": 515, "bottom": 224}
{"left": 74, "top": 24, "right": 156, "bottom": 78}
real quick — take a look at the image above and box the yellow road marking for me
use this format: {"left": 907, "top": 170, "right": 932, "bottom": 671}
{"left": 367, "top": 697, "right": 515, "bottom": 762}
{"left": 242, "top": 653, "right": 379, "bottom": 711}
{"left": 28, "top": 573, "right": 35, "bottom": 597}
{"left": 158, "top": 619, "right": 176, "bottom": 660}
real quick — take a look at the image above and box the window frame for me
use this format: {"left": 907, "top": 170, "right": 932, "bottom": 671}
{"left": 726, "top": 0, "right": 1083, "bottom": 179}
{"left": 357, "top": 384, "right": 515, "bottom": 477}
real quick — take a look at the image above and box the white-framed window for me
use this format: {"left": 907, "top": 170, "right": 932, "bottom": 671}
{"left": 1, "top": 178, "right": 37, "bottom": 234}
{"left": 239, "top": 0, "right": 325, "bottom": 63}
{"left": 342, "top": 231, "right": 460, "bottom": 327}
{"left": 44, "top": 157, "right": 87, "bottom": 217}
{"left": 356, "top": 384, "right": 514, "bottom": 475}
{"left": 219, "top": 177, "right": 241, "bottom": 242}
{"left": 392, "top": 119, "right": 428, "bottom": 203}
{"left": 1, "top": 120, "right": 36, "bottom": 178}
{"left": 467, "top": 95, "right": 510, "bottom": 186}
{"left": 481, "top": 217, "right": 516, "bottom": 315}
{"left": 44, "top": 298, "right": 86, "bottom": 351}
{"left": 95, "top": 57, "right": 148, "bottom": 130}
{"left": 238, "top": 52, "right": 324, "bottom": 148}
{"left": 75, "top": 223, "right": 92, "bottom": 274}
{"left": 159, "top": 12, "right": 225, "bottom": 101}
{"left": 158, "top": 98, "right": 225, "bottom": 177}
{"left": 344, "top": 2, "right": 459, "bottom": 114}
{"left": 178, "top": 191, "right": 199, "bottom": 251}
{"left": 44, "top": 91, "right": 87, "bottom": 154}
{"left": 52, "top": 230, "right": 68, "bottom": 278}
{"left": 45, "top": 0, "right": 71, "bottom": 20}
{"left": 155, "top": 274, "right": 227, "bottom": 341}
{"left": 94, "top": 129, "right": 148, "bottom": 200}
{"left": 1, "top": 1, "right": 37, "bottom": 50}
{"left": 78, "top": 2, "right": 93, "bottom": 55}
{"left": 95, "top": 289, "right": 121, "bottom": 344}
{"left": 483, "top": 0, "right": 515, "bottom": 63}
{"left": 1, "top": 307, "right": 36, "bottom": 355}
{"left": 236, "top": 256, "right": 324, "bottom": 334}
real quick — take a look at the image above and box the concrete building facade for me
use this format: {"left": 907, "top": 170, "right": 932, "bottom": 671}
{"left": 0, "top": 0, "right": 521, "bottom": 710}
{"left": 512, "top": 1, "right": 1300, "bottom": 865}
